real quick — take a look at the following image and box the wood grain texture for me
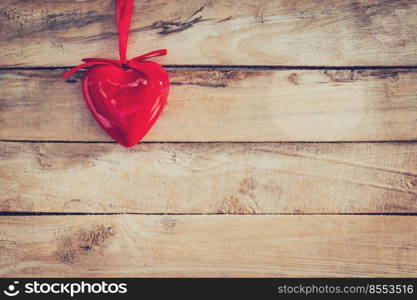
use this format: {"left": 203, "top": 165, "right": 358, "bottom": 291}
{"left": 0, "top": 215, "right": 416, "bottom": 277}
{"left": 1, "top": 0, "right": 417, "bottom": 67}
{"left": 2, "top": 0, "right": 417, "bottom": 280}
{"left": 1, "top": 68, "right": 417, "bottom": 142}
{"left": 1, "top": 142, "right": 416, "bottom": 213}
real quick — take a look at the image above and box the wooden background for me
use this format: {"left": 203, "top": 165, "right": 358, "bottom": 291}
{"left": 0, "top": 0, "right": 417, "bottom": 277}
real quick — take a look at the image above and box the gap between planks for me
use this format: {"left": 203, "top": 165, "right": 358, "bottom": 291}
{"left": 2, "top": 140, "right": 417, "bottom": 144}
{"left": 1, "top": 212, "right": 417, "bottom": 216}
{"left": 1, "top": 65, "right": 417, "bottom": 71}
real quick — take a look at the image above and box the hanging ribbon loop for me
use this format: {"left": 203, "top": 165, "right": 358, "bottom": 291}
{"left": 117, "top": 0, "right": 134, "bottom": 63}
{"left": 63, "top": 0, "right": 167, "bottom": 79}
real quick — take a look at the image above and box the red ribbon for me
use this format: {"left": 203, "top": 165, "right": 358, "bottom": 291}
{"left": 63, "top": 0, "right": 166, "bottom": 79}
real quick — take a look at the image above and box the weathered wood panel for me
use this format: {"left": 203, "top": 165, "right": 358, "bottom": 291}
{"left": 0, "top": 215, "right": 416, "bottom": 277}
{"left": 1, "top": 0, "right": 416, "bottom": 67}
{"left": 1, "top": 69, "right": 416, "bottom": 142}
{"left": 1, "top": 142, "right": 416, "bottom": 213}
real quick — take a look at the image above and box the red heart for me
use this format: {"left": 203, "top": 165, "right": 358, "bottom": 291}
{"left": 81, "top": 61, "right": 169, "bottom": 147}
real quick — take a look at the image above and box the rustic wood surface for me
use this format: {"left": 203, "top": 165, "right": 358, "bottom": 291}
{"left": 0, "top": 0, "right": 416, "bottom": 278}
{"left": 1, "top": 68, "right": 417, "bottom": 142}
{"left": 1, "top": 142, "right": 417, "bottom": 213}
{"left": 0, "top": 215, "right": 417, "bottom": 277}
{"left": 1, "top": 0, "right": 417, "bottom": 67}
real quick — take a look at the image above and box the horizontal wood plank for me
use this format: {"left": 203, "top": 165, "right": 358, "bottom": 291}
{"left": 1, "top": 142, "right": 416, "bottom": 213}
{"left": 0, "top": 215, "right": 416, "bottom": 277}
{"left": 1, "top": 68, "right": 417, "bottom": 142}
{"left": 1, "top": 0, "right": 417, "bottom": 67}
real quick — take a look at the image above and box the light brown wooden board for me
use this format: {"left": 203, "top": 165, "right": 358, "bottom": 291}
{"left": 1, "top": 0, "right": 417, "bottom": 67}
{"left": 2, "top": 0, "right": 417, "bottom": 280}
{"left": 0, "top": 215, "right": 416, "bottom": 277}
{"left": 1, "top": 142, "right": 416, "bottom": 213}
{"left": 1, "top": 68, "right": 417, "bottom": 142}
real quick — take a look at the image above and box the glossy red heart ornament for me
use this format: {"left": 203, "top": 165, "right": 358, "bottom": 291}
{"left": 82, "top": 61, "right": 169, "bottom": 147}
{"left": 64, "top": 0, "right": 170, "bottom": 147}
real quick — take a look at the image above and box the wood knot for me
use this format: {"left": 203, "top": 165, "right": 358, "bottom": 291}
{"left": 56, "top": 224, "right": 115, "bottom": 263}
{"left": 288, "top": 73, "right": 299, "bottom": 85}
{"left": 216, "top": 177, "right": 258, "bottom": 214}
{"left": 216, "top": 195, "right": 256, "bottom": 214}
{"left": 161, "top": 217, "right": 177, "bottom": 234}
{"left": 324, "top": 70, "right": 356, "bottom": 82}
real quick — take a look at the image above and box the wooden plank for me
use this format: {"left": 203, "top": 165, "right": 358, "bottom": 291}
{"left": 0, "top": 215, "right": 416, "bottom": 277}
{"left": 1, "top": 142, "right": 416, "bottom": 213}
{"left": 1, "top": 68, "right": 417, "bottom": 142}
{"left": 1, "top": 0, "right": 416, "bottom": 67}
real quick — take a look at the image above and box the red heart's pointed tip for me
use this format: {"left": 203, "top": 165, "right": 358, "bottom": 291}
{"left": 117, "top": 137, "right": 140, "bottom": 148}
{"left": 116, "top": 131, "right": 146, "bottom": 147}
{"left": 119, "top": 142, "right": 137, "bottom": 148}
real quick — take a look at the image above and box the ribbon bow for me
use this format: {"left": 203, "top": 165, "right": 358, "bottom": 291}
{"left": 63, "top": 0, "right": 166, "bottom": 79}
